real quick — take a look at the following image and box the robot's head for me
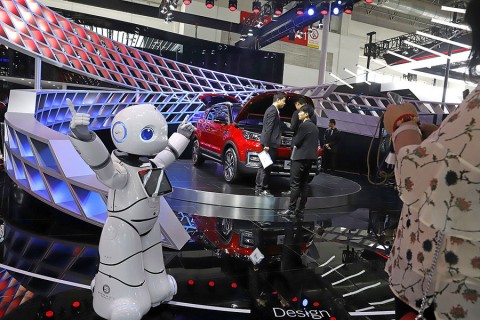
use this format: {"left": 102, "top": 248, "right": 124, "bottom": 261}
{"left": 111, "top": 104, "right": 168, "bottom": 156}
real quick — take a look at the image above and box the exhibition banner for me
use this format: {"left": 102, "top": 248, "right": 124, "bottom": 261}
{"left": 240, "top": 11, "right": 318, "bottom": 48}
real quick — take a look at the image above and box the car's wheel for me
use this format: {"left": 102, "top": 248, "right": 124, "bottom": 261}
{"left": 223, "top": 147, "right": 239, "bottom": 183}
{"left": 192, "top": 138, "right": 205, "bottom": 166}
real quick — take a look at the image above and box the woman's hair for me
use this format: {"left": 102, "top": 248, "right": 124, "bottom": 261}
{"left": 466, "top": 0, "right": 480, "bottom": 78}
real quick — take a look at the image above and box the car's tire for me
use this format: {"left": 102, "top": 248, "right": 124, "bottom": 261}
{"left": 223, "top": 147, "right": 239, "bottom": 183}
{"left": 192, "top": 138, "right": 205, "bottom": 166}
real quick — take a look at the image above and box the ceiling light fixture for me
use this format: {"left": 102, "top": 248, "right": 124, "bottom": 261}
{"left": 330, "top": 72, "right": 354, "bottom": 89}
{"left": 403, "top": 40, "right": 450, "bottom": 59}
{"left": 332, "top": 5, "right": 340, "bottom": 15}
{"left": 205, "top": 0, "right": 214, "bottom": 9}
{"left": 273, "top": 1, "right": 283, "bottom": 15}
{"left": 320, "top": 2, "right": 329, "bottom": 15}
{"left": 252, "top": 1, "right": 261, "bottom": 13}
{"left": 416, "top": 31, "right": 471, "bottom": 49}
{"left": 431, "top": 18, "right": 471, "bottom": 31}
{"left": 386, "top": 50, "right": 416, "bottom": 62}
{"left": 228, "top": 0, "right": 237, "bottom": 11}
{"left": 344, "top": 0, "right": 353, "bottom": 14}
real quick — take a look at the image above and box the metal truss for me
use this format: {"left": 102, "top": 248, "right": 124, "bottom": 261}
{"left": 0, "top": 0, "right": 283, "bottom": 92}
{"left": 364, "top": 24, "right": 470, "bottom": 59}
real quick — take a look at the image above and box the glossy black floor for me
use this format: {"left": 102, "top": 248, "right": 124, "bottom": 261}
{"left": 0, "top": 165, "right": 402, "bottom": 320}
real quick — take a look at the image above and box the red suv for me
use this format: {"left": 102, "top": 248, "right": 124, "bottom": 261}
{"left": 192, "top": 92, "right": 322, "bottom": 183}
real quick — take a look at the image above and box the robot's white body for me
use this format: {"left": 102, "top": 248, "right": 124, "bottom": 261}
{"left": 68, "top": 103, "right": 193, "bottom": 320}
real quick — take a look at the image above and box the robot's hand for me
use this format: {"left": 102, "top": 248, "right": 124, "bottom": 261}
{"left": 177, "top": 116, "right": 196, "bottom": 139}
{"left": 67, "top": 98, "right": 93, "bottom": 141}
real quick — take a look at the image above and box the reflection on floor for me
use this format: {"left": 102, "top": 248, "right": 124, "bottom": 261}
{"left": 0, "top": 167, "right": 402, "bottom": 320}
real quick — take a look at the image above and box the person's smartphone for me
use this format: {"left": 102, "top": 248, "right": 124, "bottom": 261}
{"left": 387, "top": 92, "right": 404, "bottom": 104}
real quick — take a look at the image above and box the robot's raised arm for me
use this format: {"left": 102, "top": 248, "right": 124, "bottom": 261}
{"left": 150, "top": 118, "right": 195, "bottom": 168}
{"left": 150, "top": 132, "right": 189, "bottom": 169}
{"left": 67, "top": 99, "right": 127, "bottom": 189}
{"left": 68, "top": 134, "right": 127, "bottom": 189}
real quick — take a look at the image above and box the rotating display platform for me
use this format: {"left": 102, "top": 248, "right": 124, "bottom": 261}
{"left": 165, "top": 161, "right": 361, "bottom": 221}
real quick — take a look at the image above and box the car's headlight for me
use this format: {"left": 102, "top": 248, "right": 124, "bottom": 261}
{"left": 242, "top": 130, "right": 261, "bottom": 141}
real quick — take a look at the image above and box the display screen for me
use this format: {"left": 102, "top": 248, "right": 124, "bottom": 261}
{"left": 138, "top": 168, "right": 172, "bottom": 197}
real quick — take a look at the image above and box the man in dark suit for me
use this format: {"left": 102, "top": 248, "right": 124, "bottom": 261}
{"left": 290, "top": 97, "right": 317, "bottom": 134}
{"left": 255, "top": 92, "right": 287, "bottom": 196}
{"left": 279, "top": 105, "right": 319, "bottom": 218}
{"left": 322, "top": 119, "right": 340, "bottom": 172}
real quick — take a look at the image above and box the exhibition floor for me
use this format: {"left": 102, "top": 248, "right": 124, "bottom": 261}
{"left": 0, "top": 166, "right": 402, "bottom": 320}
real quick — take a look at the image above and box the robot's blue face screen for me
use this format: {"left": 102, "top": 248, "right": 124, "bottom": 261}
{"left": 140, "top": 127, "right": 155, "bottom": 141}
{"left": 112, "top": 121, "right": 127, "bottom": 143}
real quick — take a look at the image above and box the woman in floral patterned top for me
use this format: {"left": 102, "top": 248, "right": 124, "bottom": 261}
{"left": 383, "top": 1, "right": 480, "bottom": 319}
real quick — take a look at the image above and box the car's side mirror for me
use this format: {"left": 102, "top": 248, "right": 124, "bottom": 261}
{"left": 214, "top": 116, "right": 228, "bottom": 124}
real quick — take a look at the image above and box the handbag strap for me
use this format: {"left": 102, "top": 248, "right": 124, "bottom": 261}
{"left": 416, "top": 230, "right": 445, "bottom": 320}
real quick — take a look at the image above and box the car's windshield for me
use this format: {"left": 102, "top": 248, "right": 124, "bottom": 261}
{"left": 231, "top": 104, "right": 242, "bottom": 120}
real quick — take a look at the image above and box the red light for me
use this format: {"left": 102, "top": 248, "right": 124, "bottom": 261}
{"left": 229, "top": 6, "right": 236, "bottom": 11}
{"left": 296, "top": 9, "right": 304, "bottom": 15}
{"left": 330, "top": 317, "right": 337, "bottom": 320}
{"left": 274, "top": 9, "right": 282, "bottom": 15}
{"left": 184, "top": 0, "right": 191, "bottom": 4}
{"left": 292, "top": 297, "right": 298, "bottom": 302}
{"left": 208, "top": 281, "right": 215, "bottom": 287}
{"left": 313, "top": 301, "right": 320, "bottom": 307}
{"left": 45, "top": 310, "right": 54, "bottom": 318}
{"left": 72, "top": 301, "right": 80, "bottom": 308}
{"left": 365, "top": 0, "right": 373, "bottom": 3}
{"left": 188, "top": 279, "right": 195, "bottom": 285}
{"left": 321, "top": 9, "right": 328, "bottom": 15}
{"left": 345, "top": 9, "right": 352, "bottom": 14}
{"left": 206, "top": 3, "right": 213, "bottom": 8}
{"left": 253, "top": 8, "right": 260, "bottom": 13}
{"left": 231, "top": 282, "right": 237, "bottom": 288}
{"left": 272, "top": 291, "right": 278, "bottom": 295}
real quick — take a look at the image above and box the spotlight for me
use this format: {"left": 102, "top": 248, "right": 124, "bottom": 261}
{"left": 273, "top": 1, "right": 283, "bottom": 15}
{"left": 252, "top": 0, "right": 261, "bottom": 13}
{"left": 183, "top": 0, "right": 191, "bottom": 4}
{"left": 229, "top": 0, "right": 237, "bottom": 11}
{"left": 344, "top": 3, "right": 353, "bottom": 14}
{"left": 332, "top": 5, "right": 340, "bottom": 15}
{"left": 320, "top": 2, "right": 329, "bottom": 15}
{"left": 307, "top": 5, "right": 315, "bottom": 16}
{"left": 205, "top": 0, "right": 214, "bottom": 8}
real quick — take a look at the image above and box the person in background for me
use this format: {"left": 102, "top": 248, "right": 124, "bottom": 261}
{"left": 291, "top": 97, "right": 317, "bottom": 134}
{"left": 279, "top": 105, "right": 319, "bottom": 219}
{"left": 321, "top": 119, "right": 340, "bottom": 172}
{"left": 384, "top": 1, "right": 480, "bottom": 318}
{"left": 255, "top": 92, "right": 286, "bottom": 197}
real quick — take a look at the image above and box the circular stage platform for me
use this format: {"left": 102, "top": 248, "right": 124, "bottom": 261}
{"left": 165, "top": 161, "right": 361, "bottom": 221}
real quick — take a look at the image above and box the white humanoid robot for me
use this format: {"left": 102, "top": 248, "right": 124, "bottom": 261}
{"left": 67, "top": 99, "right": 195, "bottom": 320}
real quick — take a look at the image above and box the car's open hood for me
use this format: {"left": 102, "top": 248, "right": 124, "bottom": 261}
{"left": 234, "top": 92, "right": 313, "bottom": 123}
{"left": 199, "top": 94, "right": 239, "bottom": 107}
